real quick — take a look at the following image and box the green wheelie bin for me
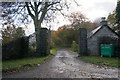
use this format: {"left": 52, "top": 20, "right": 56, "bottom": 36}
{"left": 101, "top": 44, "right": 114, "bottom": 57}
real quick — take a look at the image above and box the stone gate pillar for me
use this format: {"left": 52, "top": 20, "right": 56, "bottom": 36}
{"left": 39, "top": 28, "right": 48, "bottom": 56}
{"left": 48, "top": 28, "right": 51, "bottom": 55}
{"left": 79, "top": 28, "right": 87, "bottom": 56}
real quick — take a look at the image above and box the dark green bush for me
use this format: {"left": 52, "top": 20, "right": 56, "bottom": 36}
{"left": 2, "top": 37, "right": 29, "bottom": 60}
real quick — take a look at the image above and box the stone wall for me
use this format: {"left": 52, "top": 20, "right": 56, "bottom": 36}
{"left": 87, "top": 26, "right": 119, "bottom": 56}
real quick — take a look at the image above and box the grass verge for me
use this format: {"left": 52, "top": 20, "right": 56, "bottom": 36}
{"left": 2, "top": 48, "right": 59, "bottom": 74}
{"left": 79, "top": 56, "right": 120, "bottom": 68}
{"left": 69, "top": 49, "right": 120, "bottom": 68}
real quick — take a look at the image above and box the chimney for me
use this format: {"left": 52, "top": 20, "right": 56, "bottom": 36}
{"left": 100, "top": 17, "right": 108, "bottom": 26}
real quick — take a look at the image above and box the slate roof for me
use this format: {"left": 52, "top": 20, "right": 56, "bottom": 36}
{"left": 87, "top": 26, "right": 120, "bottom": 38}
{"left": 87, "top": 26, "right": 101, "bottom": 38}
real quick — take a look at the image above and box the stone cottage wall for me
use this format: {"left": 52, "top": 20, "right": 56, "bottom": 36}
{"left": 87, "top": 26, "right": 119, "bottom": 56}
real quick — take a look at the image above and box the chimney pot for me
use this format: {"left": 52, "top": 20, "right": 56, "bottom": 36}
{"left": 100, "top": 17, "right": 108, "bottom": 26}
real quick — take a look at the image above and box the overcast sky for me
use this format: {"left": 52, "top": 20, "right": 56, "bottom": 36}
{"left": 24, "top": 0, "right": 117, "bottom": 36}
{"left": 78, "top": 0, "right": 117, "bottom": 21}
{"left": 0, "top": 0, "right": 117, "bottom": 36}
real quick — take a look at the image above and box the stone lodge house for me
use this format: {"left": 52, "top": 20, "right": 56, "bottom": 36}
{"left": 87, "top": 17, "right": 120, "bottom": 56}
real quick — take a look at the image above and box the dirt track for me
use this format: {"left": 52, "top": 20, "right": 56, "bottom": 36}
{"left": 3, "top": 49, "right": 119, "bottom": 78}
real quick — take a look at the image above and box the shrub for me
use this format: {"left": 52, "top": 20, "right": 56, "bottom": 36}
{"left": 2, "top": 37, "right": 29, "bottom": 60}
{"left": 71, "top": 41, "right": 79, "bottom": 52}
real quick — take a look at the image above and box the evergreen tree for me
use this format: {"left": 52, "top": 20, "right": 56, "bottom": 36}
{"left": 116, "top": 1, "right": 120, "bottom": 24}
{"left": 115, "top": 0, "right": 120, "bottom": 35}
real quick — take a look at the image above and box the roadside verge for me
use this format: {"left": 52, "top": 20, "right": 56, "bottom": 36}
{"left": 2, "top": 48, "right": 59, "bottom": 75}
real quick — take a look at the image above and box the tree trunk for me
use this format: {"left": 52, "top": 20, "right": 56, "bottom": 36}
{"left": 34, "top": 21, "right": 41, "bottom": 55}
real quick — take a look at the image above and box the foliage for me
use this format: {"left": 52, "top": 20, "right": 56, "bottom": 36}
{"left": 27, "top": 41, "right": 37, "bottom": 57}
{"left": 28, "top": 46, "right": 36, "bottom": 57}
{"left": 107, "top": 1, "right": 120, "bottom": 35}
{"left": 51, "top": 26, "right": 79, "bottom": 47}
{"left": 107, "top": 11, "right": 116, "bottom": 28}
{"left": 107, "top": 9, "right": 120, "bottom": 35}
{"left": 116, "top": 1, "right": 120, "bottom": 35}
{"left": 50, "top": 48, "right": 59, "bottom": 56}
{"left": 68, "top": 12, "right": 87, "bottom": 30}
{"left": 51, "top": 12, "right": 97, "bottom": 48}
{"left": 50, "top": 39, "right": 55, "bottom": 48}
{"left": 1, "top": 1, "right": 69, "bottom": 54}
{"left": 2, "top": 37, "right": 29, "bottom": 60}
{"left": 116, "top": 1, "right": 120, "bottom": 24}
{"left": 2, "top": 24, "right": 25, "bottom": 43}
{"left": 68, "top": 12, "right": 98, "bottom": 31}
{"left": 79, "top": 56, "right": 120, "bottom": 67}
{"left": 71, "top": 41, "right": 79, "bottom": 52}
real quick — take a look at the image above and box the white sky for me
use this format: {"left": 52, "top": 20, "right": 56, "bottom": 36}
{"left": 25, "top": 0, "right": 117, "bottom": 36}
{"left": 0, "top": 0, "right": 117, "bottom": 36}
{"left": 78, "top": 0, "right": 117, "bottom": 21}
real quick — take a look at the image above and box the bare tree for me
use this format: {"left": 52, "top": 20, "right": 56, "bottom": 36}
{"left": 1, "top": 1, "right": 69, "bottom": 55}
{"left": 68, "top": 12, "right": 98, "bottom": 31}
{"left": 68, "top": 12, "right": 89, "bottom": 30}
{"left": 25, "top": 1, "right": 65, "bottom": 54}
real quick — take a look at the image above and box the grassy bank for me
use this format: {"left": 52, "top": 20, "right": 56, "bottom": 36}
{"left": 2, "top": 48, "right": 59, "bottom": 74}
{"left": 69, "top": 49, "right": 120, "bottom": 68}
{"left": 3, "top": 56, "right": 50, "bottom": 70}
{"left": 79, "top": 56, "right": 120, "bottom": 67}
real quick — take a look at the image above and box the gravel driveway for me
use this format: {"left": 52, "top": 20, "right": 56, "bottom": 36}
{"left": 3, "top": 49, "right": 119, "bottom": 78}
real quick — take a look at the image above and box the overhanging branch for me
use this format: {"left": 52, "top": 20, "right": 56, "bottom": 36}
{"left": 25, "top": 2, "right": 35, "bottom": 20}
{"left": 38, "top": 2, "right": 49, "bottom": 25}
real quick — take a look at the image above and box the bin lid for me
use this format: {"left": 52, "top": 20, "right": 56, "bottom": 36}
{"left": 101, "top": 44, "right": 114, "bottom": 48}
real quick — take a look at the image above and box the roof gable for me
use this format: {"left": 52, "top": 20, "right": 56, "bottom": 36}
{"left": 87, "top": 26, "right": 120, "bottom": 38}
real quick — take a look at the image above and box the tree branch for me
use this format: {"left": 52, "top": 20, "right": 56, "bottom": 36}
{"left": 25, "top": 2, "right": 35, "bottom": 20}
{"left": 29, "top": 2, "right": 35, "bottom": 12}
{"left": 38, "top": 2, "right": 49, "bottom": 25}
{"left": 48, "top": 2, "right": 60, "bottom": 7}
{"left": 37, "top": 2, "right": 42, "bottom": 7}
{"left": 73, "top": 0, "right": 80, "bottom": 6}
